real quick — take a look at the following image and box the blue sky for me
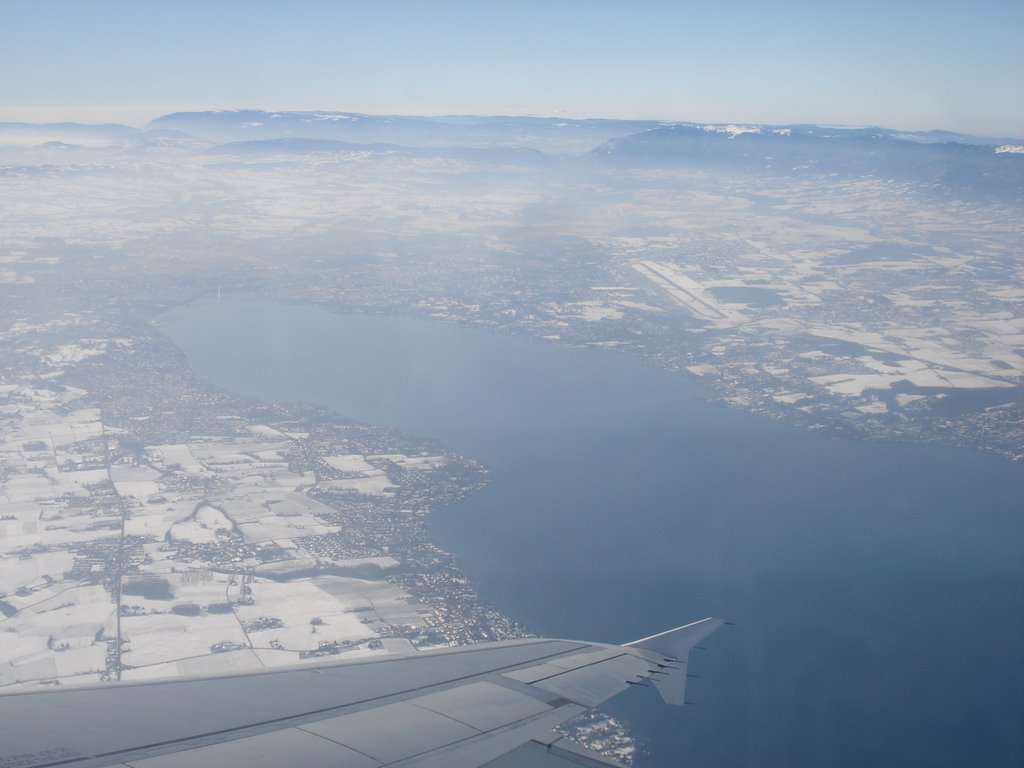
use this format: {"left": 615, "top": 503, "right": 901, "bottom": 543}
{"left": 2, "top": 0, "right": 1021, "bottom": 136}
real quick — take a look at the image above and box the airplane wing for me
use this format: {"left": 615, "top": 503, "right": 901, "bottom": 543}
{"left": 0, "top": 618, "right": 724, "bottom": 768}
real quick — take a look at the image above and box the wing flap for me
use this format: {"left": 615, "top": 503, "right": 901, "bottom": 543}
{"left": 299, "top": 701, "right": 478, "bottom": 763}
{"left": 412, "top": 681, "right": 553, "bottom": 731}
{"left": 527, "top": 654, "right": 650, "bottom": 708}
{"left": 398, "top": 704, "right": 586, "bottom": 768}
{"left": 480, "top": 738, "right": 628, "bottom": 767}
{"left": 123, "top": 728, "right": 381, "bottom": 768}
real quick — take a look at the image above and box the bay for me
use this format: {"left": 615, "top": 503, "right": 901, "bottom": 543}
{"left": 161, "top": 297, "right": 1024, "bottom": 767}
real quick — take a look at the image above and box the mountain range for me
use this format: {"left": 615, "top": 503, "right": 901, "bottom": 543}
{"left": 2, "top": 110, "right": 1020, "bottom": 201}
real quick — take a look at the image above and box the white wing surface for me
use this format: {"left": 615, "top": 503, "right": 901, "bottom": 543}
{"left": 0, "top": 619, "right": 723, "bottom": 768}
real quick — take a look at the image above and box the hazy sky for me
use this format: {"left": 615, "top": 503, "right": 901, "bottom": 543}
{"left": 2, "top": 0, "right": 1022, "bottom": 136}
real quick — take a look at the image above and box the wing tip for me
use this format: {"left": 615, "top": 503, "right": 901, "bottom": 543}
{"left": 624, "top": 617, "right": 726, "bottom": 655}
{"left": 623, "top": 617, "right": 726, "bottom": 706}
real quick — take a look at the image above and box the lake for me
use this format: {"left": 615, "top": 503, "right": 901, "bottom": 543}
{"left": 161, "top": 297, "right": 1024, "bottom": 767}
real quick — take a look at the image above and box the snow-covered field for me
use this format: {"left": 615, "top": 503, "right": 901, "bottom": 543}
{"left": 0, "top": 385, "right": 435, "bottom": 688}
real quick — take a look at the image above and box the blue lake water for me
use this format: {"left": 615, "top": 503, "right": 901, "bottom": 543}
{"left": 161, "top": 297, "right": 1024, "bottom": 767}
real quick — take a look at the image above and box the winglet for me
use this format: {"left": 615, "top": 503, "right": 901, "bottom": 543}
{"left": 624, "top": 618, "right": 725, "bottom": 705}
